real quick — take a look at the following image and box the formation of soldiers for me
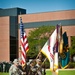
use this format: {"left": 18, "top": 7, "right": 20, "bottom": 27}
{"left": 9, "top": 58, "right": 44, "bottom": 75}
{"left": 0, "top": 61, "right": 12, "bottom": 72}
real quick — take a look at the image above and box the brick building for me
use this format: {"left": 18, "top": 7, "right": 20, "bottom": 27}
{"left": 0, "top": 7, "right": 75, "bottom": 62}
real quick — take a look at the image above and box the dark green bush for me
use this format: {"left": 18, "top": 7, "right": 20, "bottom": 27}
{"left": 68, "top": 62, "right": 75, "bottom": 68}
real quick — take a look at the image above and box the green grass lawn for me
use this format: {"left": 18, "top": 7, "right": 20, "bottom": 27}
{"left": 59, "top": 70, "right": 75, "bottom": 75}
{"left": 1, "top": 72, "right": 51, "bottom": 75}
{"left": 46, "top": 70, "right": 52, "bottom": 75}
{"left": 0, "top": 70, "right": 75, "bottom": 75}
{"left": 0, "top": 72, "right": 8, "bottom": 75}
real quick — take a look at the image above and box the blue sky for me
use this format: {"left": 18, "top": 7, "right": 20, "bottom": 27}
{"left": 0, "top": 0, "right": 75, "bottom": 14}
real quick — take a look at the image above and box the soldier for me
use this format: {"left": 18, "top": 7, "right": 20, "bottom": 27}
{"left": 0, "top": 62, "right": 1, "bottom": 72}
{"left": 28, "top": 60, "right": 37, "bottom": 75}
{"left": 9, "top": 59, "right": 23, "bottom": 75}
{"left": 18, "top": 58, "right": 27, "bottom": 75}
{"left": 35, "top": 59, "right": 42, "bottom": 75}
{"left": 0, "top": 62, "right": 3, "bottom": 72}
{"left": 3, "top": 61, "right": 6, "bottom": 72}
{"left": 5, "top": 61, "right": 11, "bottom": 72}
{"left": 18, "top": 58, "right": 23, "bottom": 71}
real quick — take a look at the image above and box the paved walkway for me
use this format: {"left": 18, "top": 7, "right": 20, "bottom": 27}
{"left": 52, "top": 72, "right": 57, "bottom": 75}
{"left": 46, "top": 68, "right": 75, "bottom": 71}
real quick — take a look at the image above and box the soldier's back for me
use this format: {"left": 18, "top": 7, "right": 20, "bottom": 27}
{"left": 9, "top": 64, "right": 22, "bottom": 75}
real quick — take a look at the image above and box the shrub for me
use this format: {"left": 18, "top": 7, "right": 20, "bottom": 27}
{"left": 68, "top": 62, "right": 75, "bottom": 68}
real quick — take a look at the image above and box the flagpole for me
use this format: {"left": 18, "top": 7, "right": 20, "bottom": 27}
{"left": 36, "top": 51, "right": 41, "bottom": 59}
{"left": 36, "top": 51, "right": 46, "bottom": 75}
{"left": 40, "top": 58, "right": 47, "bottom": 75}
{"left": 52, "top": 25, "right": 59, "bottom": 75}
{"left": 19, "top": 12, "right": 21, "bottom": 59}
{"left": 20, "top": 16, "right": 29, "bottom": 69}
{"left": 42, "top": 58, "right": 47, "bottom": 75}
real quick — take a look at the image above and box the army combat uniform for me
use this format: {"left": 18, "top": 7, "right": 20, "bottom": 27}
{"left": 9, "top": 64, "right": 22, "bottom": 75}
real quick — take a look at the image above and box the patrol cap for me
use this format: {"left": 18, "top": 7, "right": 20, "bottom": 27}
{"left": 13, "top": 59, "right": 19, "bottom": 64}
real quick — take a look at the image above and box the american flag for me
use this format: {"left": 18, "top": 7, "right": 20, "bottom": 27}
{"left": 20, "top": 17, "right": 29, "bottom": 66}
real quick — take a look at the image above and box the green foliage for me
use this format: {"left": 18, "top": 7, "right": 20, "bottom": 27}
{"left": 68, "top": 62, "right": 75, "bottom": 68}
{"left": 44, "top": 59, "right": 50, "bottom": 68}
{"left": 69, "top": 36, "right": 75, "bottom": 56}
{"left": 27, "top": 26, "right": 55, "bottom": 59}
{"left": 69, "top": 48, "right": 75, "bottom": 55}
{"left": 71, "top": 36, "right": 75, "bottom": 45}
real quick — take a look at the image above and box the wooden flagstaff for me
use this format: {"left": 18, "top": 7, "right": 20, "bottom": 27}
{"left": 36, "top": 51, "right": 42, "bottom": 59}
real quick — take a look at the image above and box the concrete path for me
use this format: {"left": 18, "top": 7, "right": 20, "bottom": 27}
{"left": 52, "top": 72, "right": 57, "bottom": 75}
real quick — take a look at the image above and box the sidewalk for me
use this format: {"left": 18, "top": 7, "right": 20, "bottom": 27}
{"left": 46, "top": 68, "right": 75, "bottom": 71}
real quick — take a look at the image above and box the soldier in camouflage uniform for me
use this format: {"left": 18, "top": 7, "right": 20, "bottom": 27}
{"left": 35, "top": 59, "right": 42, "bottom": 75}
{"left": 9, "top": 59, "right": 23, "bottom": 75}
{"left": 28, "top": 60, "right": 37, "bottom": 75}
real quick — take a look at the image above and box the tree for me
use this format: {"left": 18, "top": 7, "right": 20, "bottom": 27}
{"left": 27, "top": 26, "right": 55, "bottom": 59}
{"left": 69, "top": 36, "right": 75, "bottom": 62}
